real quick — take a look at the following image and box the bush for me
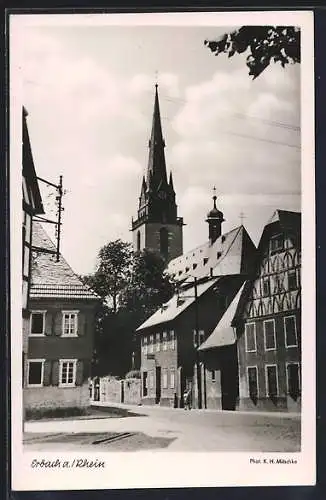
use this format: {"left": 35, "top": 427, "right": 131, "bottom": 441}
{"left": 25, "top": 406, "right": 89, "bottom": 421}
{"left": 125, "top": 370, "right": 141, "bottom": 379}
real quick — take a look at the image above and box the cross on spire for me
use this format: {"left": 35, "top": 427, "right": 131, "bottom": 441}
{"left": 239, "top": 212, "right": 246, "bottom": 225}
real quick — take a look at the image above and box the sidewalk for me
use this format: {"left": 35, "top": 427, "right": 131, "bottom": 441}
{"left": 91, "top": 400, "right": 301, "bottom": 419}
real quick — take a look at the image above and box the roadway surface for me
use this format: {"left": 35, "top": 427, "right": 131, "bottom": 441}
{"left": 24, "top": 402, "right": 300, "bottom": 452}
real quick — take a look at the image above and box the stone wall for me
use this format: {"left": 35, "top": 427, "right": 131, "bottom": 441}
{"left": 123, "top": 379, "right": 141, "bottom": 405}
{"left": 24, "top": 383, "right": 89, "bottom": 410}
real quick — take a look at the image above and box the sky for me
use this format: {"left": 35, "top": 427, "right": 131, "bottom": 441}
{"left": 21, "top": 19, "right": 301, "bottom": 276}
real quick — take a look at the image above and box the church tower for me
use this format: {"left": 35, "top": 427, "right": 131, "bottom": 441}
{"left": 206, "top": 188, "right": 225, "bottom": 245}
{"left": 132, "top": 84, "right": 184, "bottom": 262}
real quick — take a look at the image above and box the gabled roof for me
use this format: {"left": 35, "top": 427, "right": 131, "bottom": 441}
{"left": 30, "top": 222, "right": 99, "bottom": 300}
{"left": 136, "top": 277, "right": 220, "bottom": 331}
{"left": 266, "top": 209, "right": 301, "bottom": 248}
{"left": 167, "top": 225, "right": 256, "bottom": 281}
{"left": 198, "top": 283, "right": 245, "bottom": 351}
{"left": 22, "top": 107, "right": 44, "bottom": 215}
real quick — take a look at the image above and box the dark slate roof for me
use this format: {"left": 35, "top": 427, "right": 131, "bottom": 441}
{"left": 136, "top": 277, "right": 220, "bottom": 331}
{"left": 167, "top": 225, "right": 256, "bottom": 281}
{"left": 266, "top": 209, "right": 301, "bottom": 248}
{"left": 30, "top": 222, "right": 99, "bottom": 300}
{"left": 23, "top": 107, "right": 44, "bottom": 214}
{"left": 198, "top": 283, "right": 245, "bottom": 351}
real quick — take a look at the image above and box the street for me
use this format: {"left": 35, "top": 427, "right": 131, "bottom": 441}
{"left": 23, "top": 403, "right": 300, "bottom": 452}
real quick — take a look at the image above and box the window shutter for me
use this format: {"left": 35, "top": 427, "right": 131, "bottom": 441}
{"left": 76, "top": 360, "right": 84, "bottom": 386}
{"left": 77, "top": 313, "right": 86, "bottom": 336}
{"left": 54, "top": 312, "right": 62, "bottom": 336}
{"left": 44, "top": 312, "right": 53, "bottom": 336}
{"left": 43, "top": 360, "right": 52, "bottom": 386}
{"left": 52, "top": 360, "right": 60, "bottom": 386}
{"left": 83, "top": 359, "right": 91, "bottom": 380}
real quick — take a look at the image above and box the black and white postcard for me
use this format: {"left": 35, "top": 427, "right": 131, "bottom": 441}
{"left": 10, "top": 10, "right": 315, "bottom": 490}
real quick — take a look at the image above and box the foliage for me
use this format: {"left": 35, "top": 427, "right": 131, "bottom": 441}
{"left": 205, "top": 26, "right": 300, "bottom": 79}
{"left": 82, "top": 239, "right": 132, "bottom": 313}
{"left": 85, "top": 244, "right": 175, "bottom": 378}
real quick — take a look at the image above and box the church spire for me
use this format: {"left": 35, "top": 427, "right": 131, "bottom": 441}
{"left": 146, "top": 84, "right": 167, "bottom": 188}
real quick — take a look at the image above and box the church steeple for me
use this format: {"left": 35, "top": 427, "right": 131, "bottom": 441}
{"left": 131, "top": 84, "right": 184, "bottom": 262}
{"left": 147, "top": 84, "right": 168, "bottom": 188}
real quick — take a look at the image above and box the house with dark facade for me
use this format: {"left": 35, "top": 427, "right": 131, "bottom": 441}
{"left": 136, "top": 193, "right": 256, "bottom": 409}
{"left": 22, "top": 107, "right": 44, "bottom": 399}
{"left": 233, "top": 210, "right": 301, "bottom": 412}
{"left": 25, "top": 222, "right": 100, "bottom": 412}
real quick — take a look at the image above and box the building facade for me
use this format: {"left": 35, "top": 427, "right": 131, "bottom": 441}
{"left": 234, "top": 210, "right": 301, "bottom": 412}
{"left": 22, "top": 107, "right": 44, "bottom": 395}
{"left": 24, "top": 223, "right": 99, "bottom": 412}
{"left": 137, "top": 196, "right": 256, "bottom": 409}
{"left": 131, "top": 85, "right": 183, "bottom": 262}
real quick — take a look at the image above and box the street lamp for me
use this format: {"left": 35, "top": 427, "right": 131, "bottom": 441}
{"left": 176, "top": 275, "right": 202, "bottom": 409}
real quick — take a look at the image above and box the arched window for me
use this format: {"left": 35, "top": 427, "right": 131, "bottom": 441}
{"left": 137, "top": 231, "right": 141, "bottom": 252}
{"left": 160, "top": 227, "right": 169, "bottom": 259}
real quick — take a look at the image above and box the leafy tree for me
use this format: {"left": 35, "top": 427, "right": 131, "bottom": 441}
{"left": 84, "top": 245, "right": 175, "bottom": 377}
{"left": 205, "top": 26, "right": 300, "bottom": 79}
{"left": 83, "top": 239, "right": 132, "bottom": 313}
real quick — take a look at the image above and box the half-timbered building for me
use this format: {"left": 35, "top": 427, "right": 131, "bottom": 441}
{"left": 234, "top": 210, "right": 301, "bottom": 412}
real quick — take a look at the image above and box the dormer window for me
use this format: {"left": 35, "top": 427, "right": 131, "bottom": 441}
{"left": 217, "top": 251, "right": 222, "bottom": 259}
{"left": 203, "top": 258, "right": 208, "bottom": 265}
{"left": 270, "top": 234, "right": 284, "bottom": 254}
{"left": 192, "top": 263, "right": 197, "bottom": 270}
{"left": 185, "top": 267, "right": 190, "bottom": 272}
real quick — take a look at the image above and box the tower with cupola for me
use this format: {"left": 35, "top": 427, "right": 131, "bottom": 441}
{"left": 206, "top": 187, "right": 225, "bottom": 245}
{"left": 132, "top": 84, "right": 184, "bottom": 262}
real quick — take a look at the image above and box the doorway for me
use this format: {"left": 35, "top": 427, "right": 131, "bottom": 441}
{"left": 220, "top": 346, "right": 238, "bottom": 410}
{"left": 155, "top": 366, "right": 161, "bottom": 404}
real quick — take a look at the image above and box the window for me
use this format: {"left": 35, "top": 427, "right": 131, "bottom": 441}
{"left": 170, "top": 369, "right": 175, "bottom": 389}
{"left": 163, "top": 331, "right": 168, "bottom": 351}
{"left": 193, "top": 330, "right": 205, "bottom": 348}
{"left": 288, "top": 269, "right": 297, "bottom": 291}
{"left": 137, "top": 231, "right": 141, "bottom": 252}
{"left": 192, "top": 263, "right": 197, "bottom": 270}
{"left": 62, "top": 311, "right": 78, "bottom": 336}
{"left": 264, "top": 320, "right": 276, "bottom": 350}
{"left": 27, "top": 360, "right": 44, "bottom": 387}
{"left": 286, "top": 363, "right": 300, "bottom": 400}
{"left": 59, "top": 360, "right": 77, "bottom": 387}
{"left": 143, "top": 337, "right": 148, "bottom": 355}
{"left": 30, "top": 311, "right": 46, "bottom": 336}
{"left": 170, "top": 330, "right": 175, "bottom": 350}
{"left": 203, "top": 258, "right": 208, "bottom": 265}
{"left": 262, "top": 277, "right": 270, "bottom": 297}
{"left": 162, "top": 369, "right": 168, "bottom": 389}
{"left": 149, "top": 334, "right": 154, "bottom": 353}
{"left": 160, "top": 228, "right": 169, "bottom": 259}
{"left": 247, "top": 366, "right": 258, "bottom": 398}
{"left": 245, "top": 323, "right": 257, "bottom": 352}
{"left": 148, "top": 370, "right": 154, "bottom": 389}
{"left": 270, "top": 234, "right": 284, "bottom": 253}
{"left": 284, "top": 316, "right": 298, "bottom": 347}
{"left": 266, "top": 365, "right": 278, "bottom": 397}
{"left": 211, "top": 370, "right": 216, "bottom": 382}
{"left": 155, "top": 333, "right": 160, "bottom": 352}
{"left": 142, "top": 372, "right": 148, "bottom": 397}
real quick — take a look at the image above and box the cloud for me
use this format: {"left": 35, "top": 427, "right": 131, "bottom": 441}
{"left": 21, "top": 27, "right": 301, "bottom": 274}
{"left": 170, "top": 67, "right": 300, "bottom": 202}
